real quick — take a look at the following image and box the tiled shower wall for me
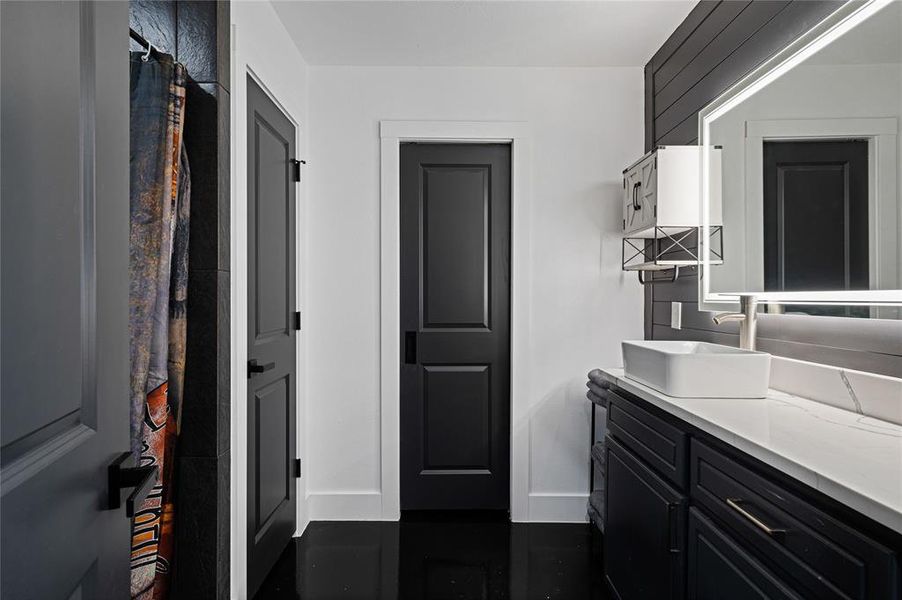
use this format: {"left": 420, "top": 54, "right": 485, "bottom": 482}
{"left": 129, "top": 2, "right": 231, "bottom": 597}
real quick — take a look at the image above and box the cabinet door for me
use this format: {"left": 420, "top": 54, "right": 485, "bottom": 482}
{"left": 622, "top": 174, "right": 629, "bottom": 232}
{"left": 604, "top": 435, "right": 687, "bottom": 600}
{"left": 623, "top": 169, "right": 641, "bottom": 233}
{"left": 623, "top": 156, "right": 657, "bottom": 235}
{"left": 688, "top": 509, "right": 803, "bottom": 600}
{"left": 623, "top": 167, "right": 643, "bottom": 234}
{"left": 638, "top": 154, "right": 657, "bottom": 227}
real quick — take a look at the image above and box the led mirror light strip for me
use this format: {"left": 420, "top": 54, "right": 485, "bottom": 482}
{"left": 698, "top": 0, "right": 902, "bottom": 308}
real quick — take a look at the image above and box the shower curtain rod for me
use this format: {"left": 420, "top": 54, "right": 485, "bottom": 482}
{"left": 129, "top": 28, "right": 152, "bottom": 50}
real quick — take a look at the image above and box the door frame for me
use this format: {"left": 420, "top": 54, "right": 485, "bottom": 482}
{"left": 379, "top": 121, "right": 533, "bottom": 521}
{"left": 231, "top": 64, "right": 306, "bottom": 599}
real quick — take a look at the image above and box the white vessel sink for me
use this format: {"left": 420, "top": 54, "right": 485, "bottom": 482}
{"left": 622, "top": 340, "right": 771, "bottom": 398}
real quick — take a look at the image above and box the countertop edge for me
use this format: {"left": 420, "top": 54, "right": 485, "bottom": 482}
{"left": 598, "top": 368, "right": 902, "bottom": 536}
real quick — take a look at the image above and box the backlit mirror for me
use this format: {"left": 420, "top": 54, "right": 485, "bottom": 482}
{"left": 699, "top": 0, "right": 902, "bottom": 319}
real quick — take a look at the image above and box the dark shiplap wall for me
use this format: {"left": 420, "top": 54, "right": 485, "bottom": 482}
{"left": 643, "top": 0, "right": 902, "bottom": 378}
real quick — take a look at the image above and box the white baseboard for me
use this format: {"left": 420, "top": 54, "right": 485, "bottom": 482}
{"left": 293, "top": 518, "right": 310, "bottom": 538}
{"left": 526, "top": 493, "right": 590, "bottom": 523}
{"left": 308, "top": 491, "right": 384, "bottom": 520}
{"left": 306, "top": 491, "right": 589, "bottom": 523}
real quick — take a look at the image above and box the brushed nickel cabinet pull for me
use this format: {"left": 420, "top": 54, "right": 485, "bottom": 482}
{"left": 726, "top": 498, "right": 787, "bottom": 539}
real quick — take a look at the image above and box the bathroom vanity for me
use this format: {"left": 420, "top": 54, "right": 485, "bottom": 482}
{"left": 602, "top": 0, "right": 902, "bottom": 596}
{"left": 597, "top": 369, "right": 901, "bottom": 600}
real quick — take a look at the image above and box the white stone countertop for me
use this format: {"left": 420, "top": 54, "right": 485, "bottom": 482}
{"left": 599, "top": 368, "right": 902, "bottom": 534}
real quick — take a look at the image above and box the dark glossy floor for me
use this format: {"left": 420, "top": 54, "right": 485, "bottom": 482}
{"left": 254, "top": 512, "right": 609, "bottom": 599}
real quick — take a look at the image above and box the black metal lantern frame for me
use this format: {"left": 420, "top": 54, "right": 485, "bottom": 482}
{"left": 622, "top": 225, "right": 723, "bottom": 284}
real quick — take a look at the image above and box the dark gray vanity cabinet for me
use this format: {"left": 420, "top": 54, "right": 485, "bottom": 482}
{"left": 602, "top": 385, "right": 901, "bottom": 600}
{"left": 691, "top": 439, "right": 899, "bottom": 599}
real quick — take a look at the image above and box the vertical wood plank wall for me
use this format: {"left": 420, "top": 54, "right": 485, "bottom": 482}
{"left": 643, "top": 0, "right": 902, "bottom": 378}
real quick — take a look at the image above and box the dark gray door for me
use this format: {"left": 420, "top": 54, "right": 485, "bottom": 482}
{"left": 1, "top": 1, "right": 131, "bottom": 598}
{"left": 246, "top": 76, "right": 298, "bottom": 597}
{"left": 763, "top": 139, "right": 869, "bottom": 318}
{"left": 400, "top": 143, "right": 511, "bottom": 511}
{"left": 763, "top": 139, "right": 869, "bottom": 293}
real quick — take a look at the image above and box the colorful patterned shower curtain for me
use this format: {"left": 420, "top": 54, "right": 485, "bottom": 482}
{"left": 128, "top": 50, "right": 190, "bottom": 600}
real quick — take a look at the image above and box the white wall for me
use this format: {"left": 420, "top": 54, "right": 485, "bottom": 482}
{"left": 306, "top": 66, "right": 645, "bottom": 521}
{"left": 231, "top": 3, "right": 310, "bottom": 598}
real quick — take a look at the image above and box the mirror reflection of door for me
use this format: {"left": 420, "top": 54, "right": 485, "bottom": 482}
{"left": 763, "top": 139, "right": 869, "bottom": 317}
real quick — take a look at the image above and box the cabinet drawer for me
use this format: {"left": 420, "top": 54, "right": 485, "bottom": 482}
{"left": 606, "top": 390, "right": 688, "bottom": 489}
{"left": 691, "top": 439, "right": 899, "bottom": 600}
{"left": 688, "top": 508, "right": 802, "bottom": 600}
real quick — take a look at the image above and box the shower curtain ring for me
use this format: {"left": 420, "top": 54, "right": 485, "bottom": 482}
{"left": 141, "top": 42, "right": 155, "bottom": 62}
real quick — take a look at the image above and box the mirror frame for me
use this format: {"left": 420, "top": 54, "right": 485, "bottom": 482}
{"left": 698, "top": 0, "right": 902, "bottom": 314}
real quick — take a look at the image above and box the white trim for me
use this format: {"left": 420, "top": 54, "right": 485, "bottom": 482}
{"left": 698, "top": 0, "right": 902, "bottom": 312}
{"left": 379, "top": 120, "right": 532, "bottom": 522}
{"left": 308, "top": 492, "right": 384, "bottom": 521}
{"left": 527, "top": 493, "right": 591, "bottom": 523}
{"left": 740, "top": 118, "right": 898, "bottom": 314}
{"left": 229, "top": 25, "right": 245, "bottom": 600}
{"left": 746, "top": 117, "right": 898, "bottom": 138}
{"left": 231, "top": 26, "right": 308, "bottom": 600}
{"left": 381, "top": 119, "right": 531, "bottom": 142}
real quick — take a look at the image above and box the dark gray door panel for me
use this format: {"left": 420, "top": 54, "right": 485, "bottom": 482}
{"left": 1, "top": 1, "right": 130, "bottom": 598}
{"left": 400, "top": 143, "right": 511, "bottom": 511}
{"left": 246, "top": 75, "right": 297, "bottom": 597}
{"left": 763, "top": 140, "right": 869, "bottom": 318}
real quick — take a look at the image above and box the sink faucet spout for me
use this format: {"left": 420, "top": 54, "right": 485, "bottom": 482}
{"left": 713, "top": 295, "right": 759, "bottom": 351}
{"left": 712, "top": 312, "right": 744, "bottom": 325}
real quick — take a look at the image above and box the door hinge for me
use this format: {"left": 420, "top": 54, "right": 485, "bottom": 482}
{"left": 294, "top": 458, "right": 302, "bottom": 478}
{"left": 290, "top": 158, "right": 305, "bottom": 182}
{"left": 293, "top": 310, "right": 302, "bottom": 331}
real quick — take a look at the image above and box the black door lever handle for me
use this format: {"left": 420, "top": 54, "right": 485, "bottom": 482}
{"left": 108, "top": 452, "right": 158, "bottom": 518}
{"left": 248, "top": 360, "right": 275, "bottom": 378}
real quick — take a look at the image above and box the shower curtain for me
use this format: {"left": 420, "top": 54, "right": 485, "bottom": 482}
{"left": 128, "top": 49, "right": 190, "bottom": 600}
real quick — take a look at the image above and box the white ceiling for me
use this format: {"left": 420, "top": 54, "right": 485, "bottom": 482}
{"left": 271, "top": 0, "right": 697, "bottom": 67}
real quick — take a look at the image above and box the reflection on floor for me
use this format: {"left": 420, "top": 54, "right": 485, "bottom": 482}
{"left": 254, "top": 511, "right": 609, "bottom": 599}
